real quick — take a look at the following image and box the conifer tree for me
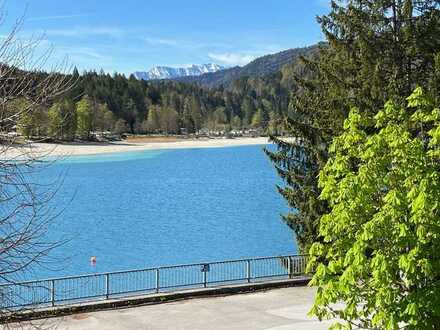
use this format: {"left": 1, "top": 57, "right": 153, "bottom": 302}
{"left": 122, "top": 96, "right": 138, "bottom": 133}
{"left": 190, "top": 95, "right": 203, "bottom": 133}
{"left": 266, "top": 0, "right": 440, "bottom": 252}
{"left": 241, "top": 97, "right": 255, "bottom": 127}
{"left": 182, "top": 98, "right": 194, "bottom": 134}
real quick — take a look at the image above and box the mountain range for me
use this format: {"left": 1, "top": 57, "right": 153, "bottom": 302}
{"left": 133, "top": 43, "right": 321, "bottom": 88}
{"left": 134, "top": 63, "right": 224, "bottom": 80}
{"left": 176, "top": 44, "right": 321, "bottom": 88}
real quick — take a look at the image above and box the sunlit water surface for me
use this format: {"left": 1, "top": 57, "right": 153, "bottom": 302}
{"left": 30, "top": 144, "right": 296, "bottom": 278}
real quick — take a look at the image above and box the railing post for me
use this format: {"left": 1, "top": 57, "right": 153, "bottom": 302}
{"left": 155, "top": 268, "right": 160, "bottom": 293}
{"left": 105, "top": 274, "right": 110, "bottom": 299}
{"left": 203, "top": 268, "right": 207, "bottom": 288}
{"left": 246, "top": 259, "right": 251, "bottom": 283}
{"left": 50, "top": 279, "right": 55, "bottom": 307}
{"left": 287, "top": 257, "right": 292, "bottom": 278}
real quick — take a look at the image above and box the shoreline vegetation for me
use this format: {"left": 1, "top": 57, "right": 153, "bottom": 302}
{"left": 4, "top": 136, "right": 271, "bottom": 158}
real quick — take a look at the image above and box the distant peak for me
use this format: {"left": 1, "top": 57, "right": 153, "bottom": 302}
{"left": 133, "top": 63, "right": 225, "bottom": 81}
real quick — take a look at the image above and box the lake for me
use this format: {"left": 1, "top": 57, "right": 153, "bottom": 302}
{"left": 32, "top": 144, "right": 296, "bottom": 279}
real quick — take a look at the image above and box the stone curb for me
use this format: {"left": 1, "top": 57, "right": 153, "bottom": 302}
{"left": 3, "top": 277, "right": 311, "bottom": 324}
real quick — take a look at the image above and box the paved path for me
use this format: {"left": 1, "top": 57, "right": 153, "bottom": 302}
{"left": 19, "top": 287, "right": 335, "bottom": 330}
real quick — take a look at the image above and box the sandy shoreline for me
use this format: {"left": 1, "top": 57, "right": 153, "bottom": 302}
{"left": 5, "top": 137, "right": 271, "bottom": 158}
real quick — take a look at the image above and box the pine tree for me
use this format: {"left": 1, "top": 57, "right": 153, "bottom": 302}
{"left": 182, "top": 98, "right": 194, "bottom": 134}
{"left": 241, "top": 97, "right": 255, "bottom": 127}
{"left": 213, "top": 107, "right": 227, "bottom": 131}
{"left": 190, "top": 96, "right": 203, "bottom": 133}
{"left": 122, "top": 96, "right": 138, "bottom": 133}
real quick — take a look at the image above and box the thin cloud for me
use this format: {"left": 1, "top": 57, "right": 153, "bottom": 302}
{"left": 46, "top": 26, "right": 124, "bottom": 38}
{"left": 144, "top": 37, "right": 178, "bottom": 47}
{"left": 58, "top": 46, "right": 105, "bottom": 60}
{"left": 28, "top": 14, "right": 93, "bottom": 22}
{"left": 208, "top": 53, "right": 256, "bottom": 66}
{"left": 142, "top": 36, "right": 230, "bottom": 50}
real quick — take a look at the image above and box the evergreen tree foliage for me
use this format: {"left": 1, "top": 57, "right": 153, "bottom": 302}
{"left": 266, "top": 0, "right": 440, "bottom": 252}
{"left": 182, "top": 98, "right": 195, "bottom": 133}
{"left": 241, "top": 97, "right": 255, "bottom": 126}
{"left": 2, "top": 46, "right": 312, "bottom": 140}
{"left": 189, "top": 95, "right": 203, "bottom": 132}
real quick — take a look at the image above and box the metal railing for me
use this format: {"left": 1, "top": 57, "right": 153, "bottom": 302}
{"left": 0, "top": 254, "right": 309, "bottom": 310}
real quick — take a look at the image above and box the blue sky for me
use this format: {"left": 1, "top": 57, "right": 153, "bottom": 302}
{"left": 1, "top": 0, "right": 329, "bottom": 74}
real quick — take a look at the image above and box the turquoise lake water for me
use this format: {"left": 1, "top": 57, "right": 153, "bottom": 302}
{"left": 33, "top": 144, "right": 296, "bottom": 278}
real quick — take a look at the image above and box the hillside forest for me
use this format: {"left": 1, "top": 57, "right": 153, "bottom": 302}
{"left": 6, "top": 45, "right": 318, "bottom": 141}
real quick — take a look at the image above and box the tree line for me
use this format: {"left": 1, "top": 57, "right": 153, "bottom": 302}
{"left": 10, "top": 96, "right": 115, "bottom": 140}
{"left": 10, "top": 57, "right": 318, "bottom": 141}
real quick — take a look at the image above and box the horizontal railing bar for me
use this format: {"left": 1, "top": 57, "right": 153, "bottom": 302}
{"left": 157, "top": 255, "right": 299, "bottom": 270}
{"left": 109, "top": 287, "right": 157, "bottom": 296}
{"left": 252, "top": 274, "right": 290, "bottom": 280}
{"left": 158, "top": 282, "right": 205, "bottom": 290}
{"left": 206, "top": 278, "right": 248, "bottom": 285}
{"left": 169, "top": 253, "right": 295, "bottom": 270}
{"left": 0, "top": 254, "right": 309, "bottom": 310}
{"left": 0, "top": 254, "right": 303, "bottom": 287}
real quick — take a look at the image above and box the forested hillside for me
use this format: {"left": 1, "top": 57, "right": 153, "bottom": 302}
{"left": 176, "top": 44, "right": 320, "bottom": 88}
{"left": 10, "top": 44, "right": 319, "bottom": 141}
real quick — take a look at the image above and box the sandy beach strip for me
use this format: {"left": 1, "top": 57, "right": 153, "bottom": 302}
{"left": 3, "top": 137, "right": 272, "bottom": 158}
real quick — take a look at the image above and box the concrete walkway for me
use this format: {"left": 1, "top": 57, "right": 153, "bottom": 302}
{"left": 19, "top": 287, "right": 335, "bottom": 330}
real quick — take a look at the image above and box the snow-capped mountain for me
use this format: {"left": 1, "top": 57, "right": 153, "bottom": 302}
{"left": 134, "top": 63, "right": 224, "bottom": 80}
